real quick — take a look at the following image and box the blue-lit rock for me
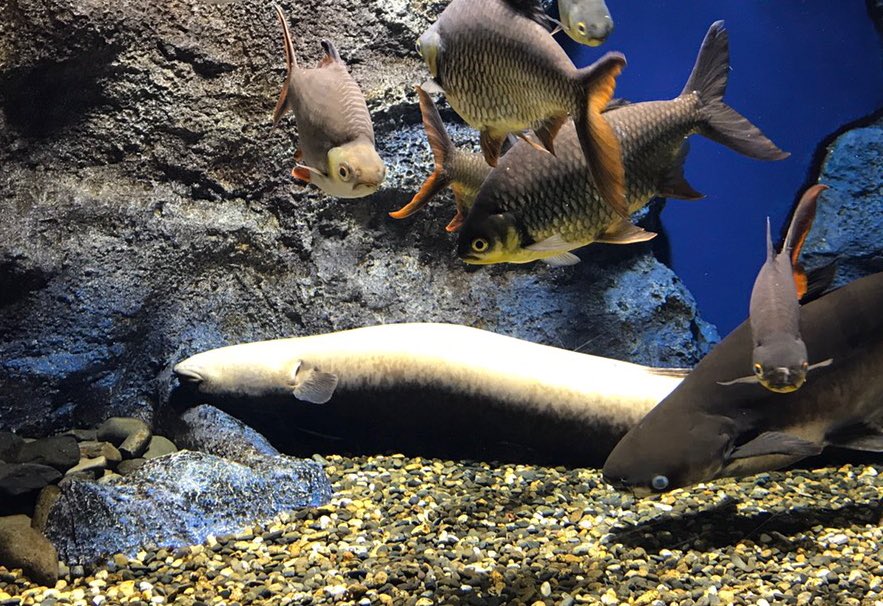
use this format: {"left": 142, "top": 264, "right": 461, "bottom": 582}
{"left": 801, "top": 117, "right": 883, "bottom": 286}
{"left": 43, "top": 450, "right": 332, "bottom": 566}
{"left": 172, "top": 404, "right": 281, "bottom": 462}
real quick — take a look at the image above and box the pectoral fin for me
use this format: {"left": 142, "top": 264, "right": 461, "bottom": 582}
{"left": 480, "top": 130, "right": 507, "bottom": 167}
{"left": 729, "top": 431, "right": 823, "bottom": 460}
{"left": 290, "top": 363, "right": 339, "bottom": 404}
{"left": 808, "top": 358, "right": 834, "bottom": 372}
{"left": 534, "top": 115, "right": 567, "bottom": 156}
{"left": 421, "top": 79, "right": 445, "bottom": 95}
{"left": 292, "top": 165, "right": 314, "bottom": 183}
{"left": 717, "top": 375, "right": 760, "bottom": 387}
{"left": 542, "top": 252, "right": 580, "bottom": 267}
{"left": 526, "top": 234, "right": 570, "bottom": 252}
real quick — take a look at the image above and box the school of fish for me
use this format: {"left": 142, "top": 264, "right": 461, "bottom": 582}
{"left": 226, "top": 0, "right": 881, "bottom": 496}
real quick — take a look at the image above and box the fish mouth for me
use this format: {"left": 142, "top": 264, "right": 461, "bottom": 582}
{"left": 460, "top": 254, "right": 492, "bottom": 265}
{"left": 173, "top": 364, "right": 204, "bottom": 385}
{"left": 585, "top": 38, "right": 605, "bottom": 47}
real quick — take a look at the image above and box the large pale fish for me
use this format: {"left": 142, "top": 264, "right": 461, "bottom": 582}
{"left": 389, "top": 86, "right": 492, "bottom": 232}
{"left": 456, "top": 21, "right": 789, "bottom": 266}
{"left": 173, "top": 323, "right": 687, "bottom": 466}
{"left": 417, "top": 0, "right": 630, "bottom": 217}
{"left": 603, "top": 272, "right": 883, "bottom": 496}
{"left": 272, "top": 6, "right": 386, "bottom": 198}
{"left": 557, "top": 0, "right": 614, "bottom": 47}
{"left": 719, "top": 184, "right": 833, "bottom": 393}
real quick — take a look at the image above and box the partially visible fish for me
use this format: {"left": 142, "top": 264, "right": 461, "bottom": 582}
{"left": 389, "top": 86, "right": 492, "bottom": 232}
{"left": 272, "top": 6, "right": 386, "bottom": 198}
{"left": 417, "top": 0, "right": 629, "bottom": 217}
{"left": 456, "top": 21, "right": 789, "bottom": 267}
{"left": 557, "top": 0, "right": 614, "bottom": 47}
{"left": 719, "top": 184, "right": 833, "bottom": 393}
{"left": 603, "top": 272, "right": 883, "bottom": 496}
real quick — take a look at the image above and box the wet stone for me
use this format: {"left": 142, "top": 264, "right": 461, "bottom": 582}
{"left": 143, "top": 436, "right": 177, "bottom": 460}
{"left": 0, "top": 463, "right": 61, "bottom": 497}
{"left": 0, "top": 433, "right": 24, "bottom": 462}
{"left": 97, "top": 418, "right": 152, "bottom": 458}
{"left": 15, "top": 436, "right": 79, "bottom": 473}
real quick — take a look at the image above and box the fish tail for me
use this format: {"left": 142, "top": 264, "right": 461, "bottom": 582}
{"left": 272, "top": 5, "right": 299, "bottom": 128}
{"left": 683, "top": 21, "right": 790, "bottom": 161}
{"left": 574, "top": 52, "right": 628, "bottom": 218}
{"left": 784, "top": 184, "right": 828, "bottom": 298}
{"left": 389, "top": 86, "right": 454, "bottom": 219}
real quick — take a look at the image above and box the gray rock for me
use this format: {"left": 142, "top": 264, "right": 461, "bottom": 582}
{"left": 65, "top": 456, "right": 108, "bottom": 478}
{"left": 62, "top": 428, "right": 98, "bottom": 442}
{"left": 173, "top": 405, "right": 280, "bottom": 462}
{"left": 802, "top": 117, "right": 883, "bottom": 287}
{"left": 0, "top": 515, "right": 59, "bottom": 587}
{"left": 143, "top": 436, "right": 177, "bottom": 460}
{"left": 0, "top": 432, "right": 23, "bottom": 462}
{"left": 116, "top": 458, "right": 146, "bottom": 476}
{"left": 0, "top": 0, "right": 716, "bottom": 438}
{"left": 31, "top": 485, "right": 61, "bottom": 533}
{"left": 97, "top": 417, "right": 152, "bottom": 458}
{"left": 0, "top": 462, "right": 61, "bottom": 497}
{"left": 44, "top": 450, "right": 332, "bottom": 566}
{"left": 15, "top": 435, "right": 79, "bottom": 472}
{"left": 78, "top": 441, "right": 122, "bottom": 465}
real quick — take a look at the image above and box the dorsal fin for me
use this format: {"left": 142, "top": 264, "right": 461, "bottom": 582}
{"left": 319, "top": 39, "right": 343, "bottom": 67}
{"left": 765, "top": 217, "right": 774, "bottom": 261}
{"left": 501, "top": 0, "right": 552, "bottom": 30}
{"left": 272, "top": 5, "right": 299, "bottom": 128}
{"left": 784, "top": 183, "right": 827, "bottom": 298}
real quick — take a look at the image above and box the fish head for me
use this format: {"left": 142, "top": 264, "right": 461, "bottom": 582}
{"left": 324, "top": 142, "right": 387, "bottom": 198}
{"left": 752, "top": 339, "right": 809, "bottom": 393}
{"left": 603, "top": 410, "right": 736, "bottom": 496}
{"left": 456, "top": 212, "right": 521, "bottom": 264}
{"left": 173, "top": 351, "right": 224, "bottom": 394}
{"left": 416, "top": 26, "right": 442, "bottom": 79}
{"left": 562, "top": 1, "right": 614, "bottom": 47}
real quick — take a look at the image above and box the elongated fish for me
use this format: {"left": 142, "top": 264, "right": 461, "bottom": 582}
{"left": 603, "top": 272, "right": 883, "bottom": 496}
{"left": 557, "top": 0, "right": 614, "bottom": 47}
{"left": 389, "top": 86, "right": 492, "bottom": 232}
{"left": 173, "top": 323, "right": 687, "bottom": 465}
{"left": 719, "top": 184, "right": 832, "bottom": 393}
{"left": 457, "top": 21, "right": 789, "bottom": 266}
{"left": 272, "top": 6, "right": 386, "bottom": 198}
{"left": 417, "top": 0, "right": 629, "bottom": 217}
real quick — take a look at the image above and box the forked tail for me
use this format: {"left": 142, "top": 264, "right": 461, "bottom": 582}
{"left": 682, "top": 21, "right": 790, "bottom": 161}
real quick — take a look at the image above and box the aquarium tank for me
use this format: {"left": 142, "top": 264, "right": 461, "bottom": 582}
{"left": 0, "top": 0, "right": 881, "bottom": 604}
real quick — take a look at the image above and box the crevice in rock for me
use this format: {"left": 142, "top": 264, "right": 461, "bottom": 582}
{"left": 0, "top": 45, "right": 119, "bottom": 139}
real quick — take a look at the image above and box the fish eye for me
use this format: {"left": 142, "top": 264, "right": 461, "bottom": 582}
{"left": 753, "top": 363, "right": 763, "bottom": 375}
{"left": 576, "top": 22, "right": 588, "bottom": 36}
{"left": 415, "top": 39, "right": 423, "bottom": 57}
{"left": 338, "top": 164, "right": 352, "bottom": 181}
{"left": 651, "top": 475, "right": 669, "bottom": 491}
{"left": 472, "top": 238, "right": 489, "bottom": 253}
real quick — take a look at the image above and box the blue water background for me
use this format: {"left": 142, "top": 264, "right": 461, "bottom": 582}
{"left": 560, "top": 0, "right": 883, "bottom": 335}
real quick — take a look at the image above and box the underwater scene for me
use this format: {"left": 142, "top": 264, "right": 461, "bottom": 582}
{"left": 0, "top": 0, "right": 882, "bottom": 603}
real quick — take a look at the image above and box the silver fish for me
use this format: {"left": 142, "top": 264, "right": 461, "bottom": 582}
{"left": 273, "top": 6, "right": 386, "bottom": 198}
{"left": 417, "top": 0, "right": 629, "bottom": 217}
{"left": 719, "top": 184, "right": 833, "bottom": 393}
{"left": 603, "top": 272, "right": 883, "bottom": 496}
{"left": 456, "top": 21, "right": 789, "bottom": 266}
{"left": 557, "top": 0, "right": 614, "bottom": 47}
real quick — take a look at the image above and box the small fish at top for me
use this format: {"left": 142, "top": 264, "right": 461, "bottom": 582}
{"left": 719, "top": 184, "right": 833, "bottom": 393}
{"left": 416, "top": 0, "right": 629, "bottom": 217}
{"left": 556, "top": 0, "right": 614, "bottom": 47}
{"left": 272, "top": 5, "right": 386, "bottom": 198}
{"left": 456, "top": 21, "right": 789, "bottom": 267}
{"left": 389, "top": 86, "right": 493, "bottom": 232}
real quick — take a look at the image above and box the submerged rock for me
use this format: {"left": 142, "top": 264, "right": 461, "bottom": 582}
{"left": 0, "top": 462, "right": 61, "bottom": 497}
{"left": 43, "top": 450, "right": 332, "bottom": 566}
{"left": 15, "top": 435, "right": 79, "bottom": 472}
{"left": 0, "top": 0, "right": 715, "bottom": 437}
{"left": 172, "top": 404, "right": 280, "bottom": 462}
{"left": 801, "top": 117, "right": 883, "bottom": 286}
{"left": 0, "top": 515, "right": 59, "bottom": 587}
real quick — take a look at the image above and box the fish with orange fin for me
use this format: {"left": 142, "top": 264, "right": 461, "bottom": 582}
{"left": 272, "top": 6, "right": 386, "bottom": 198}
{"left": 416, "top": 0, "right": 629, "bottom": 218}
{"left": 719, "top": 184, "right": 833, "bottom": 393}
{"left": 389, "top": 86, "right": 493, "bottom": 232}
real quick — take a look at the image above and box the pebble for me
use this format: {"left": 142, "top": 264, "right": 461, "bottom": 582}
{"left": 0, "top": 455, "right": 881, "bottom": 605}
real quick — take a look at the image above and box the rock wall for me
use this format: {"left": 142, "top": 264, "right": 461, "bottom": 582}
{"left": 0, "top": 0, "right": 719, "bottom": 437}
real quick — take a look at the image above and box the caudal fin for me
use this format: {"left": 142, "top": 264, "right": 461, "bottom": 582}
{"left": 272, "top": 5, "right": 299, "bottom": 128}
{"left": 683, "top": 21, "right": 790, "bottom": 162}
{"left": 784, "top": 183, "right": 828, "bottom": 298}
{"left": 574, "top": 52, "right": 628, "bottom": 218}
{"left": 389, "top": 86, "right": 454, "bottom": 219}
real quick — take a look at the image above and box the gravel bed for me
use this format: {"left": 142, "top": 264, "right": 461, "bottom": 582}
{"left": 1, "top": 454, "right": 881, "bottom": 606}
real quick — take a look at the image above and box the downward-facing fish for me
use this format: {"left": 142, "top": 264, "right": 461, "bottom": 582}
{"left": 603, "top": 272, "right": 883, "bottom": 496}
{"left": 457, "top": 21, "right": 788, "bottom": 266}
{"left": 719, "top": 184, "right": 833, "bottom": 393}
{"left": 557, "top": 0, "right": 614, "bottom": 47}
{"left": 417, "top": 0, "right": 629, "bottom": 216}
{"left": 272, "top": 6, "right": 386, "bottom": 198}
